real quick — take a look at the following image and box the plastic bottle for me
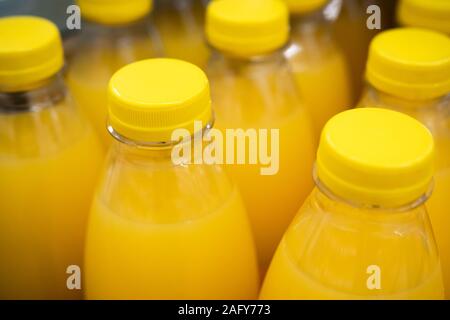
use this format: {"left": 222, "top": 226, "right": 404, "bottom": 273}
{"left": 84, "top": 58, "right": 259, "bottom": 299}
{"left": 261, "top": 108, "right": 444, "bottom": 300}
{"left": 359, "top": 27, "right": 450, "bottom": 298}
{"left": 0, "top": 16, "right": 103, "bottom": 299}
{"left": 205, "top": 0, "right": 316, "bottom": 273}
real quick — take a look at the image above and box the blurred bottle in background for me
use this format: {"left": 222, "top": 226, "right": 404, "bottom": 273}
{"left": 0, "top": 16, "right": 103, "bottom": 299}
{"left": 154, "top": 0, "right": 210, "bottom": 68}
{"left": 66, "top": 0, "right": 163, "bottom": 146}
{"left": 359, "top": 28, "right": 450, "bottom": 299}
{"left": 334, "top": 0, "right": 397, "bottom": 103}
{"left": 261, "top": 108, "right": 444, "bottom": 300}
{"left": 397, "top": 0, "right": 450, "bottom": 35}
{"left": 0, "top": 0, "right": 79, "bottom": 59}
{"left": 206, "top": 0, "right": 316, "bottom": 274}
{"left": 0, "top": 0, "right": 74, "bottom": 33}
{"left": 284, "top": 0, "right": 352, "bottom": 136}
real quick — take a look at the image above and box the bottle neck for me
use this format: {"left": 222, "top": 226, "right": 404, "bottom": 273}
{"left": 107, "top": 120, "right": 214, "bottom": 163}
{"left": 363, "top": 84, "right": 450, "bottom": 115}
{"left": 209, "top": 48, "right": 287, "bottom": 76}
{"left": 313, "top": 166, "right": 432, "bottom": 214}
{"left": 0, "top": 73, "right": 66, "bottom": 114}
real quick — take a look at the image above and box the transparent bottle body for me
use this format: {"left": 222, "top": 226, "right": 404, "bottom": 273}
{"left": 285, "top": 1, "right": 352, "bottom": 135}
{"left": 206, "top": 50, "right": 316, "bottom": 273}
{"left": 0, "top": 75, "right": 104, "bottom": 299}
{"left": 359, "top": 85, "right": 450, "bottom": 298}
{"left": 66, "top": 18, "right": 162, "bottom": 146}
{"left": 261, "top": 178, "right": 444, "bottom": 300}
{"left": 154, "top": 0, "right": 209, "bottom": 68}
{"left": 84, "top": 134, "right": 259, "bottom": 299}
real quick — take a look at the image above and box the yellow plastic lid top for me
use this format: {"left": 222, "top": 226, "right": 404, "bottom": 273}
{"left": 366, "top": 28, "right": 450, "bottom": 101}
{"left": 284, "top": 0, "right": 328, "bottom": 14}
{"left": 206, "top": 0, "right": 289, "bottom": 57}
{"left": 398, "top": 0, "right": 450, "bottom": 35}
{"left": 108, "top": 58, "right": 212, "bottom": 142}
{"left": 317, "top": 108, "right": 434, "bottom": 207}
{"left": 0, "top": 16, "right": 63, "bottom": 92}
{"left": 77, "top": 0, "right": 152, "bottom": 25}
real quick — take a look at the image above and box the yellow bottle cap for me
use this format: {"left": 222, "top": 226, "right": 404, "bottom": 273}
{"left": 366, "top": 28, "right": 450, "bottom": 100}
{"left": 317, "top": 108, "right": 434, "bottom": 207}
{"left": 398, "top": 0, "right": 450, "bottom": 35}
{"left": 206, "top": 0, "right": 289, "bottom": 57}
{"left": 108, "top": 58, "right": 212, "bottom": 143}
{"left": 284, "top": 0, "right": 327, "bottom": 14}
{"left": 0, "top": 16, "right": 63, "bottom": 92}
{"left": 77, "top": 0, "right": 152, "bottom": 25}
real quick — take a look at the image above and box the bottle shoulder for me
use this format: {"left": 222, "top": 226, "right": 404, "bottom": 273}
{"left": 280, "top": 187, "right": 441, "bottom": 297}
{"left": 95, "top": 145, "right": 237, "bottom": 224}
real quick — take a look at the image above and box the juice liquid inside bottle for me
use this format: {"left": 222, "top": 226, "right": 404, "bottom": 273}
{"left": 66, "top": 0, "right": 162, "bottom": 146}
{"left": 154, "top": 0, "right": 209, "bottom": 68}
{"left": 205, "top": 0, "right": 316, "bottom": 273}
{"left": 261, "top": 108, "right": 444, "bottom": 300}
{"left": 84, "top": 58, "right": 259, "bottom": 299}
{"left": 359, "top": 28, "right": 450, "bottom": 298}
{"left": 0, "top": 16, "right": 103, "bottom": 299}
{"left": 284, "top": 0, "right": 352, "bottom": 135}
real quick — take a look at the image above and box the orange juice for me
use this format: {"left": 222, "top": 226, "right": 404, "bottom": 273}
{"left": 86, "top": 159, "right": 257, "bottom": 299}
{"left": 360, "top": 28, "right": 450, "bottom": 298}
{"left": 0, "top": 17, "right": 103, "bottom": 299}
{"left": 154, "top": 0, "right": 209, "bottom": 68}
{"left": 261, "top": 108, "right": 444, "bottom": 300}
{"left": 84, "top": 58, "right": 259, "bottom": 299}
{"left": 284, "top": 0, "right": 352, "bottom": 134}
{"left": 205, "top": 0, "right": 316, "bottom": 272}
{"left": 66, "top": 0, "right": 161, "bottom": 146}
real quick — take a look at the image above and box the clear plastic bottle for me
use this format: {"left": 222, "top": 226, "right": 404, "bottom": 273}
{"left": 84, "top": 58, "right": 259, "bottom": 299}
{"left": 261, "top": 108, "right": 444, "bottom": 300}
{"left": 397, "top": 0, "right": 450, "bottom": 35}
{"left": 284, "top": 0, "right": 352, "bottom": 135}
{"left": 154, "top": 0, "right": 209, "bottom": 68}
{"left": 205, "top": 0, "right": 316, "bottom": 273}
{"left": 66, "top": 0, "right": 162, "bottom": 146}
{"left": 0, "top": 16, "right": 103, "bottom": 299}
{"left": 359, "top": 28, "right": 450, "bottom": 298}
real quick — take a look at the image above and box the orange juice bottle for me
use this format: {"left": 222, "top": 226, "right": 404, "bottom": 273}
{"left": 154, "top": 0, "right": 209, "bottom": 68}
{"left": 0, "top": 16, "right": 103, "bottom": 299}
{"left": 84, "top": 58, "right": 259, "bottom": 299}
{"left": 205, "top": 0, "right": 316, "bottom": 273}
{"left": 66, "top": 0, "right": 162, "bottom": 146}
{"left": 261, "top": 108, "right": 444, "bottom": 300}
{"left": 284, "top": 0, "right": 352, "bottom": 135}
{"left": 398, "top": 0, "right": 450, "bottom": 35}
{"left": 359, "top": 28, "right": 450, "bottom": 298}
